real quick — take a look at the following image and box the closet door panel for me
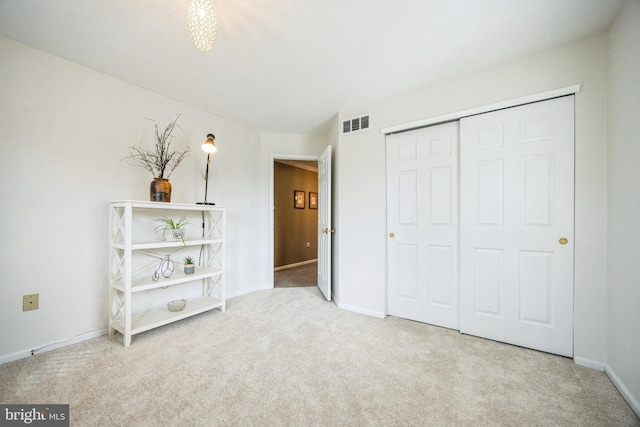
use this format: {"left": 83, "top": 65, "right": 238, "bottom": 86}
{"left": 460, "top": 96, "right": 575, "bottom": 357}
{"left": 387, "top": 122, "right": 459, "bottom": 329}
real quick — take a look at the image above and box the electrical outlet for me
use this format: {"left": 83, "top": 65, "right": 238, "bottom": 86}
{"left": 23, "top": 294, "right": 39, "bottom": 311}
{"left": 306, "top": 242, "right": 311, "bottom": 248}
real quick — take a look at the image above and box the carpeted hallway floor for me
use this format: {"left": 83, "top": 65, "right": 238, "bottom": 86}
{"left": 274, "top": 261, "right": 317, "bottom": 288}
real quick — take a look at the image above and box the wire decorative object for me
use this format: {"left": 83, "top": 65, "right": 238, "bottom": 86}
{"left": 167, "top": 299, "right": 187, "bottom": 312}
{"left": 152, "top": 255, "right": 174, "bottom": 282}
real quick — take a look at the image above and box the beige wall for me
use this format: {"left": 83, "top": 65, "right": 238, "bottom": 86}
{"left": 274, "top": 162, "right": 318, "bottom": 267}
{"left": 607, "top": 0, "right": 640, "bottom": 415}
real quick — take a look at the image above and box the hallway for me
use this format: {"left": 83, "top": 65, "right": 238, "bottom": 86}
{"left": 274, "top": 262, "right": 317, "bottom": 288}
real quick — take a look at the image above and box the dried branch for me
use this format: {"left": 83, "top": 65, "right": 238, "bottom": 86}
{"left": 123, "top": 115, "right": 191, "bottom": 179}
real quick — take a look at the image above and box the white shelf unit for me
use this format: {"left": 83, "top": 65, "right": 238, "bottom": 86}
{"left": 109, "top": 200, "right": 226, "bottom": 347}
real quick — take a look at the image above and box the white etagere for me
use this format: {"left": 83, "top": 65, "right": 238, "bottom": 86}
{"left": 108, "top": 200, "right": 226, "bottom": 347}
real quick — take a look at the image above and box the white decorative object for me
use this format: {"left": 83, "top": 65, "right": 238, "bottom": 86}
{"left": 109, "top": 201, "right": 226, "bottom": 347}
{"left": 167, "top": 299, "right": 187, "bottom": 312}
{"left": 187, "top": 0, "right": 218, "bottom": 51}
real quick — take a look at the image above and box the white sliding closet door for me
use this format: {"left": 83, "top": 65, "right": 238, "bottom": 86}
{"left": 459, "top": 96, "right": 575, "bottom": 357}
{"left": 387, "top": 122, "right": 459, "bottom": 329}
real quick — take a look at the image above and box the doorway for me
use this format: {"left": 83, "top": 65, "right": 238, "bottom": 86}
{"left": 272, "top": 158, "right": 318, "bottom": 288}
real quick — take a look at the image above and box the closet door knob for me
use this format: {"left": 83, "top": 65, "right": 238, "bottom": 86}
{"left": 389, "top": 233, "right": 395, "bottom": 238}
{"left": 559, "top": 238, "right": 568, "bottom": 245}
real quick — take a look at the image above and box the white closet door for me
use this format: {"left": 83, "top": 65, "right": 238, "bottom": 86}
{"left": 387, "top": 122, "right": 459, "bottom": 329}
{"left": 460, "top": 96, "right": 575, "bottom": 357}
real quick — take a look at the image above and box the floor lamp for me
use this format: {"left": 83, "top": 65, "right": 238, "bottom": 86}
{"left": 197, "top": 133, "right": 217, "bottom": 205}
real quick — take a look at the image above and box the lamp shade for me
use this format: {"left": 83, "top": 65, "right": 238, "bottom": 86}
{"left": 187, "top": 0, "right": 218, "bottom": 51}
{"left": 202, "top": 134, "right": 217, "bottom": 153}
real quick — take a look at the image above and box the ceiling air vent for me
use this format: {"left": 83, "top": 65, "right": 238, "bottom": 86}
{"left": 342, "top": 114, "right": 371, "bottom": 135}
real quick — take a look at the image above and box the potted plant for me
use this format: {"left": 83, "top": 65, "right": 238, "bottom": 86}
{"left": 183, "top": 256, "right": 196, "bottom": 275}
{"left": 124, "top": 115, "right": 191, "bottom": 202}
{"left": 154, "top": 215, "right": 192, "bottom": 245}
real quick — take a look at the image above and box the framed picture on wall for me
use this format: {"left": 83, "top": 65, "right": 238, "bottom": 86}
{"left": 294, "top": 190, "right": 305, "bottom": 209}
{"left": 309, "top": 192, "right": 318, "bottom": 209}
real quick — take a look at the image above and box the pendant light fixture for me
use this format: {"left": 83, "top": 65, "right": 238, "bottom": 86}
{"left": 187, "top": 0, "right": 218, "bottom": 51}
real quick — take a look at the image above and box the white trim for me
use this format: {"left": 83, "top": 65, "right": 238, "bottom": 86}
{"left": 274, "top": 259, "right": 317, "bottom": 272}
{"left": 337, "top": 302, "right": 385, "bottom": 319}
{"left": 574, "top": 356, "right": 606, "bottom": 372}
{"left": 0, "top": 329, "right": 107, "bottom": 365}
{"left": 606, "top": 365, "right": 640, "bottom": 418}
{"left": 381, "top": 84, "right": 582, "bottom": 135}
{"left": 269, "top": 153, "right": 320, "bottom": 289}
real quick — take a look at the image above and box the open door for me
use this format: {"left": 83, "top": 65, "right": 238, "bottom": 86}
{"left": 317, "top": 145, "right": 332, "bottom": 300}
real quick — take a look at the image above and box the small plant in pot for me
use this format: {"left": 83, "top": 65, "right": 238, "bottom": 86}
{"left": 154, "top": 215, "right": 192, "bottom": 245}
{"left": 183, "top": 256, "right": 196, "bottom": 275}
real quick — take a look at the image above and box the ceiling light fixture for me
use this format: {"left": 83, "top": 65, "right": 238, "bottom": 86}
{"left": 187, "top": 0, "right": 218, "bottom": 51}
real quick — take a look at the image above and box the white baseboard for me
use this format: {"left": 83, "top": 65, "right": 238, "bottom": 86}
{"left": 606, "top": 365, "right": 640, "bottom": 418}
{"left": 274, "top": 259, "right": 317, "bottom": 272}
{"left": 1, "top": 349, "right": 33, "bottom": 366}
{"left": 574, "top": 356, "right": 606, "bottom": 372}
{"left": 0, "top": 329, "right": 107, "bottom": 366}
{"left": 337, "top": 302, "right": 385, "bottom": 319}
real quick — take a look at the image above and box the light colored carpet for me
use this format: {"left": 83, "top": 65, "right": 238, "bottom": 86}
{"left": 274, "top": 262, "right": 317, "bottom": 288}
{"left": 1, "top": 287, "right": 638, "bottom": 426}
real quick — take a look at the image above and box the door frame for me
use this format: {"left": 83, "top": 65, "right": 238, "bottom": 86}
{"left": 269, "top": 153, "right": 319, "bottom": 289}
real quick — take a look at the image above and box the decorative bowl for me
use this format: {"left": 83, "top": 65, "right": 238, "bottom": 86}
{"left": 167, "top": 299, "right": 186, "bottom": 312}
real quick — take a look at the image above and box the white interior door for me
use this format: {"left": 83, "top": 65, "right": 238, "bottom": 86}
{"left": 317, "top": 145, "right": 332, "bottom": 300}
{"left": 459, "top": 96, "right": 575, "bottom": 357}
{"left": 386, "top": 122, "right": 459, "bottom": 329}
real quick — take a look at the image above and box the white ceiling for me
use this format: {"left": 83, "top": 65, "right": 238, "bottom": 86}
{"left": 0, "top": 0, "right": 624, "bottom": 135}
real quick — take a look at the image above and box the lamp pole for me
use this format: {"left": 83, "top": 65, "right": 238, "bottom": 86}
{"left": 197, "top": 134, "right": 216, "bottom": 205}
{"left": 204, "top": 153, "right": 215, "bottom": 204}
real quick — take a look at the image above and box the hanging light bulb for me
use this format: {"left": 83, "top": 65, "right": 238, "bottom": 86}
{"left": 187, "top": 0, "right": 218, "bottom": 51}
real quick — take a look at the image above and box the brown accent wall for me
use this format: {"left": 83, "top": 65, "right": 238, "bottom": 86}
{"left": 274, "top": 162, "right": 318, "bottom": 267}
